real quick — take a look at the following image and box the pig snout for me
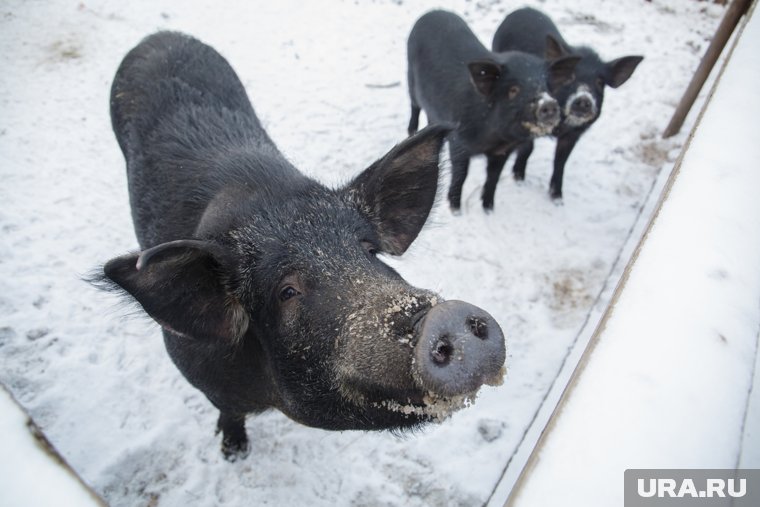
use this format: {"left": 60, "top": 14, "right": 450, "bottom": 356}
{"left": 571, "top": 95, "right": 593, "bottom": 116}
{"left": 564, "top": 87, "right": 597, "bottom": 126}
{"left": 536, "top": 94, "right": 560, "bottom": 128}
{"left": 413, "top": 300, "right": 506, "bottom": 397}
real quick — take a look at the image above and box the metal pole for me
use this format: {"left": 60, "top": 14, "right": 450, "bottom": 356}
{"left": 662, "top": 0, "right": 753, "bottom": 138}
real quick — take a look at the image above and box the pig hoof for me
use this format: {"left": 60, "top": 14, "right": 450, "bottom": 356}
{"left": 482, "top": 202, "right": 494, "bottom": 213}
{"left": 450, "top": 205, "right": 462, "bottom": 216}
{"left": 221, "top": 435, "right": 250, "bottom": 461}
{"left": 513, "top": 173, "right": 525, "bottom": 182}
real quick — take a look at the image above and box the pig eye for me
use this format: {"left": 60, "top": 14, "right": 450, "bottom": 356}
{"left": 508, "top": 85, "right": 520, "bottom": 99}
{"left": 596, "top": 77, "right": 604, "bottom": 90}
{"left": 279, "top": 286, "right": 301, "bottom": 302}
{"left": 278, "top": 275, "right": 303, "bottom": 303}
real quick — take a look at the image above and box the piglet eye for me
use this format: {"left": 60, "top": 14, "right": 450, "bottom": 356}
{"left": 279, "top": 286, "right": 300, "bottom": 302}
{"left": 596, "top": 77, "right": 604, "bottom": 90}
{"left": 508, "top": 85, "right": 520, "bottom": 99}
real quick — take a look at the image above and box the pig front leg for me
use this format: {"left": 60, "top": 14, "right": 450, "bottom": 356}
{"left": 216, "top": 411, "right": 250, "bottom": 461}
{"left": 407, "top": 103, "right": 422, "bottom": 136}
{"left": 481, "top": 151, "right": 511, "bottom": 212}
{"left": 550, "top": 129, "right": 582, "bottom": 200}
{"left": 512, "top": 140, "right": 534, "bottom": 182}
{"left": 447, "top": 142, "right": 471, "bottom": 212}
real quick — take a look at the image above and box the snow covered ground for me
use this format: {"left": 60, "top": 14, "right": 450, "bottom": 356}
{"left": 0, "top": 385, "right": 104, "bottom": 506}
{"left": 0, "top": 1, "right": 726, "bottom": 505}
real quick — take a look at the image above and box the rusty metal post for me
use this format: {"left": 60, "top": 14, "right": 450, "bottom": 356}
{"left": 662, "top": 0, "right": 753, "bottom": 138}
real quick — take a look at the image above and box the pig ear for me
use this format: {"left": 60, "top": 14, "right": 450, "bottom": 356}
{"left": 344, "top": 124, "right": 451, "bottom": 255}
{"left": 103, "top": 240, "right": 249, "bottom": 343}
{"left": 548, "top": 55, "right": 581, "bottom": 90}
{"left": 605, "top": 55, "right": 644, "bottom": 88}
{"left": 468, "top": 60, "right": 502, "bottom": 96}
{"left": 545, "top": 35, "right": 567, "bottom": 60}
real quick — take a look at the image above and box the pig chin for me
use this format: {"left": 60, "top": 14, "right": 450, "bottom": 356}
{"left": 564, "top": 111, "right": 595, "bottom": 128}
{"left": 520, "top": 120, "right": 556, "bottom": 137}
{"left": 372, "top": 390, "right": 479, "bottom": 425}
{"left": 336, "top": 376, "right": 479, "bottom": 427}
{"left": 337, "top": 362, "right": 506, "bottom": 427}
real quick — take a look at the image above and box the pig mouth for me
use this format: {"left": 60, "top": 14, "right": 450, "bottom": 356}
{"left": 340, "top": 361, "right": 506, "bottom": 426}
{"left": 363, "top": 363, "right": 506, "bottom": 424}
{"left": 564, "top": 112, "right": 595, "bottom": 127}
{"left": 372, "top": 390, "right": 476, "bottom": 422}
{"left": 337, "top": 379, "right": 474, "bottom": 425}
{"left": 337, "top": 363, "right": 506, "bottom": 427}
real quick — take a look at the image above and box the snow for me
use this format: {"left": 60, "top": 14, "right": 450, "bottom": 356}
{"left": 740, "top": 324, "right": 760, "bottom": 468}
{"left": 0, "top": 1, "right": 727, "bottom": 506}
{"left": 0, "top": 385, "right": 103, "bottom": 506}
{"left": 507, "top": 4, "right": 760, "bottom": 506}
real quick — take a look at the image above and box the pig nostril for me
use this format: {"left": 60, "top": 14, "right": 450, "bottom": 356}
{"left": 431, "top": 338, "right": 453, "bottom": 366}
{"left": 468, "top": 316, "right": 488, "bottom": 339}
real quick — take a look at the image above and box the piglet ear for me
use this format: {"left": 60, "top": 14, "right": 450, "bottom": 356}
{"left": 468, "top": 60, "right": 502, "bottom": 96}
{"left": 104, "top": 240, "right": 249, "bottom": 343}
{"left": 548, "top": 55, "right": 581, "bottom": 90}
{"left": 345, "top": 124, "right": 451, "bottom": 255}
{"left": 606, "top": 55, "right": 644, "bottom": 88}
{"left": 545, "top": 35, "right": 567, "bottom": 60}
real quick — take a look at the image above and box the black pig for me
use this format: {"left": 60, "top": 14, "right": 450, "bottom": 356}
{"left": 102, "top": 32, "right": 506, "bottom": 460}
{"left": 407, "top": 10, "right": 579, "bottom": 211}
{"left": 493, "top": 7, "right": 643, "bottom": 200}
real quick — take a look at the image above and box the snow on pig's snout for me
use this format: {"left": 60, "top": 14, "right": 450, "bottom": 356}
{"left": 334, "top": 290, "right": 506, "bottom": 425}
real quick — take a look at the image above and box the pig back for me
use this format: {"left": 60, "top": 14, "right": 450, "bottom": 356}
{"left": 492, "top": 7, "right": 566, "bottom": 57}
{"left": 407, "top": 10, "right": 493, "bottom": 124}
{"left": 110, "top": 31, "right": 298, "bottom": 248}
{"left": 110, "top": 31, "right": 268, "bottom": 162}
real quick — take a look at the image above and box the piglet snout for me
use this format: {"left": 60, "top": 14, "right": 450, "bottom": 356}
{"left": 536, "top": 95, "right": 560, "bottom": 128}
{"left": 571, "top": 95, "right": 593, "bottom": 116}
{"left": 413, "top": 300, "right": 506, "bottom": 397}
